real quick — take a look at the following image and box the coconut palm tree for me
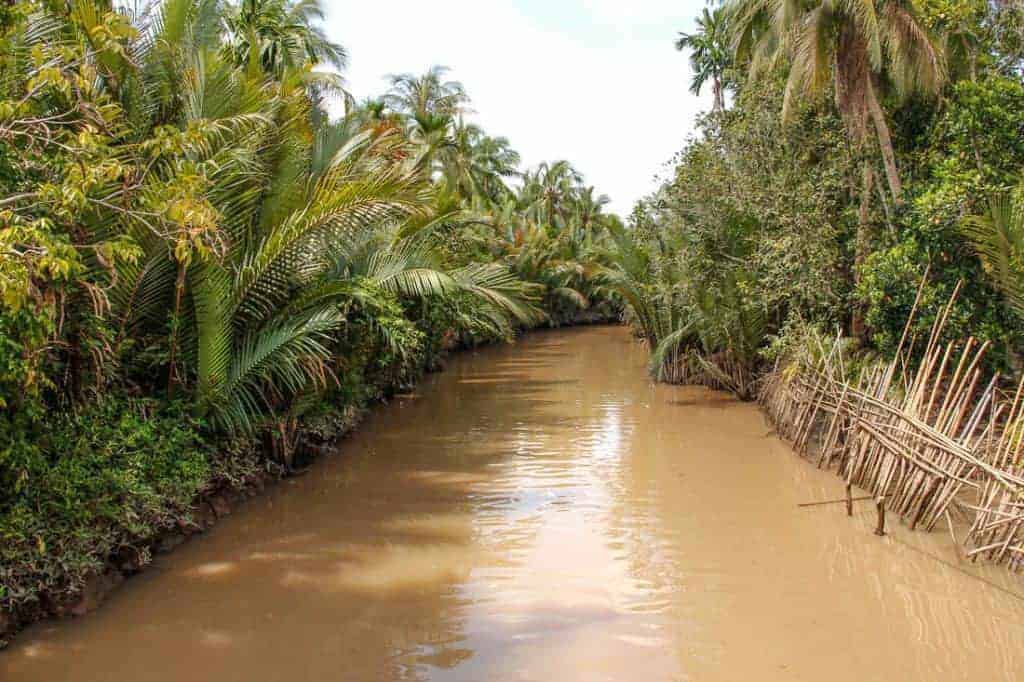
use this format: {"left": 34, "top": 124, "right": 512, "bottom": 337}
{"left": 441, "top": 120, "right": 521, "bottom": 202}
{"left": 726, "top": 0, "right": 946, "bottom": 205}
{"left": 676, "top": 6, "right": 732, "bottom": 112}
{"left": 573, "top": 186, "right": 612, "bottom": 246}
{"left": 384, "top": 65, "right": 470, "bottom": 120}
{"left": 520, "top": 160, "right": 585, "bottom": 230}
{"left": 224, "top": 0, "right": 346, "bottom": 77}
{"left": 726, "top": 0, "right": 946, "bottom": 337}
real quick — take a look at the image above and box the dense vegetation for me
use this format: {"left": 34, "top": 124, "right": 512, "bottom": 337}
{"left": 0, "top": 0, "right": 620, "bottom": 624}
{"left": 616, "top": 0, "right": 1024, "bottom": 394}
{"left": 6, "top": 0, "right": 1024, "bottom": 637}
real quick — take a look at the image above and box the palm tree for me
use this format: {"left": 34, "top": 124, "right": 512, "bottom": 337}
{"left": 507, "top": 227, "right": 592, "bottom": 324}
{"left": 112, "top": 21, "right": 540, "bottom": 438}
{"left": 726, "top": 0, "right": 946, "bottom": 205}
{"left": 600, "top": 213, "right": 767, "bottom": 398}
{"left": 573, "top": 186, "right": 612, "bottom": 246}
{"left": 727, "top": 0, "right": 946, "bottom": 337}
{"left": 961, "top": 181, "right": 1024, "bottom": 318}
{"left": 520, "top": 160, "right": 585, "bottom": 230}
{"left": 441, "top": 120, "right": 521, "bottom": 202}
{"left": 406, "top": 110, "right": 454, "bottom": 167}
{"left": 382, "top": 67, "right": 480, "bottom": 182}
{"left": 384, "top": 65, "right": 470, "bottom": 120}
{"left": 224, "top": 0, "right": 347, "bottom": 77}
{"left": 676, "top": 6, "right": 732, "bottom": 112}
{"left": 2, "top": 0, "right": 592, "bottom": 439}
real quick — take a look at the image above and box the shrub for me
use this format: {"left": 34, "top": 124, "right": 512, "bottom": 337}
{"left": 0, "top": 398, "right": 215, "bottom": 611}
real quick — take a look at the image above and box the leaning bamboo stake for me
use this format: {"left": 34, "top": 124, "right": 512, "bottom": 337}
{"left": 760, "top": 273, "right": 1024, "bottom": 570}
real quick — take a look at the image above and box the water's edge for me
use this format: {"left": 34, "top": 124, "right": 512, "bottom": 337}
{"left": 0, "top": 392, "right": 355, "bottom": 648}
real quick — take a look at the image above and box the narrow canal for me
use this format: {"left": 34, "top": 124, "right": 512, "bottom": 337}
{"left": 4, "top": 326, "right": 1024, "bottom": 681}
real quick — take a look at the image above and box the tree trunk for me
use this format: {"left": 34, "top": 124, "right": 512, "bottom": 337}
{"left": 865, "top": 78, "right": 903, "bottom": 205}
{"left": 851, "top": 162, "right": 875, "bottom": 341}
{"left": 712, "top": 77, "right": 724, "bottom": 112}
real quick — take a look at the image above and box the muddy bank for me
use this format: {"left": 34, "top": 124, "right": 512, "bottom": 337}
{"left": 0, "top": 412, "right": 362, "bottom": 648}
{"left": 0, "top": 473, "right": 267, "bottom": 643}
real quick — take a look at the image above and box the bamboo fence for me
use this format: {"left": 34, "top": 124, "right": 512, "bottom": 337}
{"left": 761, "top": 280, "right": 1024, "bottom": 570}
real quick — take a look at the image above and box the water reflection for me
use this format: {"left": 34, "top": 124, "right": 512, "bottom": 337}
{"left": 2, "top": 326, "right": 1024, "bottom": 681}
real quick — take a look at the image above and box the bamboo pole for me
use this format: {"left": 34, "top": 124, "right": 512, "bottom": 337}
{"left": 759, "top": 277, "right": 1024, "bottom": 570}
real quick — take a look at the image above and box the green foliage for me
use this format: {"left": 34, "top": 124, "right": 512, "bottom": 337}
{"left": 0, "top": 307, "right": 52, "bottom": 415}
{"left": 602, "top": 206, "right": 768, "bottom": 399}
{"left": 640, "top": 0, "right": 1024, "bottom": 396}
{"left": 224, "top": 0, "right": 347, "bottom": 77}
{"left": 608, "top": 76, "right": 859, "bottom": 398}
{"left": 858, "top": 238, "right": 983, "bottom": 357}
{"left": 858, "top": 74, "right": 1024, "bottom": 369}
{"left": 0, "top": 398, "right": 218, "bottom": 609}
{"left": 929, "top": 77, "right": 1024, "bottom": 194}
{"left": 961, "top": 182, "right": 1024, "bottom": 315}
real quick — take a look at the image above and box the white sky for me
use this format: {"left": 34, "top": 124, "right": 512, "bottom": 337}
{"left": 321, "top": 0, "right": 711, "bottom": 216}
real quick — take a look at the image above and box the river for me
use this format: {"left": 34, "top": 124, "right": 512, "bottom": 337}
{"left": 3, "top": 325, "right": 1024, "bottom": 681}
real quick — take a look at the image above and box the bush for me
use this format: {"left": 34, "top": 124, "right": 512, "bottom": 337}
{"left": 0, "top": 398, "right": 215, "bottom": 611}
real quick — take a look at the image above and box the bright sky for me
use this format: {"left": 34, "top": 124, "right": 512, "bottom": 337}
{"left": 321, "top": 0, "right": 711, "bottom": 217}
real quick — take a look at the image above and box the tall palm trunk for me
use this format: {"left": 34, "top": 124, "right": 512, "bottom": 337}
{"left": 865, "top": 77, "right": 903, "bottom": 205}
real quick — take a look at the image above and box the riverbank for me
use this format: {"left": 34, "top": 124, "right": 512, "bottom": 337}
{"left": 0, "top": 403, "right": 361, "bottom": 648}
{"left": 0, "top": 316, "right": 617, "bottom": 649}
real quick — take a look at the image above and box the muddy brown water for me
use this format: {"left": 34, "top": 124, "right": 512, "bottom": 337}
{"left": 4, "top": 326, "right": 1024, "bottom": 681}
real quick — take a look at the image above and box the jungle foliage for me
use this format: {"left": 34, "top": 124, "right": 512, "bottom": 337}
{"left": 621, "top": 0, "right": 1024, "bottom": 393}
